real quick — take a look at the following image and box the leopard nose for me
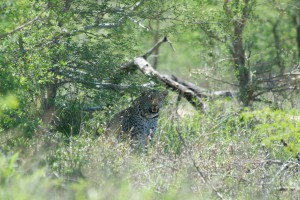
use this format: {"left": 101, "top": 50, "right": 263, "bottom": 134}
{"left": 151, "top": 105, "right": 159, "bottom": 113}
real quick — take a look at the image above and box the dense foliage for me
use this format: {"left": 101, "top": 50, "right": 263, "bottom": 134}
{"left": 1, "top": 0, "right": 300, "bottom": 199}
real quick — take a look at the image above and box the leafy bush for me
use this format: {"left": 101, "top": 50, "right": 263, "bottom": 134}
{"left": 242, "top": 108, "right": 300, "bottom": 159}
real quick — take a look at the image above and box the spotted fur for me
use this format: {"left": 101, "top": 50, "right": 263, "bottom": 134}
{"left": 107, "top": 90, "right": 168, "bottom": 150}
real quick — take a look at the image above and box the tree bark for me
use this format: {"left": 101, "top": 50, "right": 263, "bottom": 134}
{"left": 293, "top": 16, "right": 300, "bottom": 59}
{"left": 225, "top": 0, "right": 252, "bottom": 106}
{"left": 103, "top": 36, "right": 236, "bottom": 111}
{"left": 133, "top": 57, "right": 207, "bottom": 110}
{"left": 41, "top": 83, "right": 58, "bottom": 126}
{"left": 153, "top": 20, "right": 160, "bottom": 69}
{"left": 232, "top": 21, "right": 250, "bottom": 105}
{"left": 272, "top": 20, "right": 285, "bottom": 74}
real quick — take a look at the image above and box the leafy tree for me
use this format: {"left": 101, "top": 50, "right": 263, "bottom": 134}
{"left": 1, "top": 0, "right": 300, "bottom": 144}
{"left": 167, "top": 0, "right": 300, "bottom": 106}
{"left": 0, "top": 0, "right": 180, "bottom": 135}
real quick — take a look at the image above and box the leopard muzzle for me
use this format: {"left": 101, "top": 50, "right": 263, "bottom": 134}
{"left": 150, "top": 105, "right": 159, "bottom": 113}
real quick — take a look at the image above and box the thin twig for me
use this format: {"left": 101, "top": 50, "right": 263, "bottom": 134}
{"left": 191, "top": 70, "right": 238, "bottom": 87}
{"left": 125, "top": 165, "right": 165, "bottom": 180}
{"left": 176, "top": 126, "right": 225, "bottom": 200}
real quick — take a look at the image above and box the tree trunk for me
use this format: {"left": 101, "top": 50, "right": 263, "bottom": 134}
{"left": 41, "top": 83, "right": 58, "bottom": 126}
{"left": 232, "top": 22, "right": 250, "bottom": 105}
{"left": 153, "top": 20, "right": 160, "bottom": 69}
{"left": 272, "top": 20, "right": 285, "bottom": 75}
{"left": 225, "top": 0, "right": 252, "bottom": 106}
{"left": 293, "top": 16, "right": 300, "bottom": 59}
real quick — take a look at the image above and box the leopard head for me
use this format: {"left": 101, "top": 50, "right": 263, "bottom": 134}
{"left": 138, "top": 90, "right": 168, "bottom": 119}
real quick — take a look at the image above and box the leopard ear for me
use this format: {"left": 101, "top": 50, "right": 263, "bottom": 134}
{"left": 141, "top": 90, "right": 148, "bottom": 96}
{"left": 161, "top": 90, "right": 168, "bottom": 97}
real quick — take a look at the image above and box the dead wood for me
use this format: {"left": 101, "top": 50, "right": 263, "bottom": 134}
{"left": 109, "top": 36, "right": 174, "bottom": 83}
{"left": 133, "top": 57, "right": 207, "bottom": 110}
{"left": 107, "top": 36, "right": 236, "bottom": 111}
{"left": 132, "top": 56, "right": 236, "bottom": 110}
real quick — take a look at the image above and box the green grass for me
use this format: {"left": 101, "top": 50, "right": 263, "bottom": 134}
{"left": 0, "top": 100, "right": 300, "bottom": 200}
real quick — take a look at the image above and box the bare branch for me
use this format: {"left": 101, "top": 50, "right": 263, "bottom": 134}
{"left": 84, "top": 15, "right": 128, "bottom": 30}
{"left": 198, "top": 72, "right": 238, "bottom": 87}
{"left": 133, "top": 57, "right": 207, "bottom": 110}
{"left": 109, "top": 36, "right": 174, "bottom": 83}
{"left": 142, "top": 36, "right": 175, "bottom": 59}
{"left": 109, "top": 37, "right": 235, "bottom": 110}
{"left": 83, "top": 106, "right": 104, "bottom": 112}
{"left": 254, "top": 72, "right": 300, "bottom": 98}
{"left": 54, "top": 68, "right": 150, "bottom": 91}
{"left": 0, "top": 8, "right": 46, "bottom": 40}
{"left": 84, "top": 0, "right": 146, "bottom": 30}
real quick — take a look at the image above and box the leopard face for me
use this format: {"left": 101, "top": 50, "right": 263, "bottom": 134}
{"left": 138, "top": 90, "right": 168, "bottom": 119}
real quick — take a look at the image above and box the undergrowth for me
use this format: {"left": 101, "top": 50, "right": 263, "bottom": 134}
{"left": 0, "top": 102, "right": 299, "bottom": 200}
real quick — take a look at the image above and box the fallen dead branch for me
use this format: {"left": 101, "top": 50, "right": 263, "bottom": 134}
{"left": 133, "top": 56, "right": 207, "bottom": 110}
{"left": 106, "top": 36, "right": 236, "bottom": 111}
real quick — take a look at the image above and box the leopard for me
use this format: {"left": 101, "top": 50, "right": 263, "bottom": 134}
{"left": 106, "top": 90, "right": 168, "bottom": 151}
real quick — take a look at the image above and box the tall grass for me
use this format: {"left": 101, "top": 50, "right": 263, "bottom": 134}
{"left": 0, "top": 101, "right": 299, "bottom": 199}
